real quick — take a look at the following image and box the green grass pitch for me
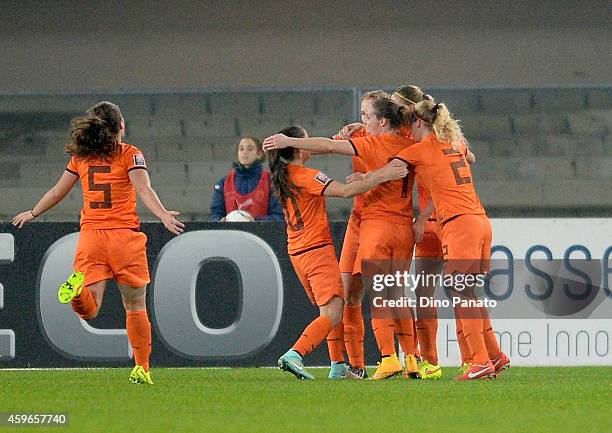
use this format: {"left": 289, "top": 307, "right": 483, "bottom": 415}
{"left": 1, "top": 367, "right": 610, "bottom": 433}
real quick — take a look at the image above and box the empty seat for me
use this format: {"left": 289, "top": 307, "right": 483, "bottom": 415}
{"left": 126, "top": 115, "right": 182, "bottom": 138}
{"left": 541, "top": 180, "right": 612, "bottom": 207}
{"left": 531, "top": 88, "right": 588, "bottom": 112}
{"left": 146, "top": 162, "right": 189, "bottom": 186}
{"left": 477, "top": 88, "right": 532, "bottom": 115}
{"left": 261, "top": 92, "right": 316, "bottom": 116}
{"left": 154, "top": 138, "right": 214, "bottom": 162}
{"left": 183, "top": 115, "right": 239, "bottom": 138}
{"left": 574, "top": 157, "right": 612, "bottom": 180}
{"left": 206, "top": 92, "right": 262, "bottom": 115}
{"left": 476, "top": 180, "right": 543, "bottom": 207}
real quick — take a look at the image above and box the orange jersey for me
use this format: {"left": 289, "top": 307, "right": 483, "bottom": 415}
{"left": 416, "top": 141, "right": 470, "bottom": 218}
{"left": 66, "top": 143, "right": 146, "bottom": 230}
{"left": 284, "top": 164, "right": 334, "bottom": 255}
{"left": 349, "top": 133, "right": 415, "bottom": 223}
{"left": 396, "top": 134, "right": 484, "bottom": 223}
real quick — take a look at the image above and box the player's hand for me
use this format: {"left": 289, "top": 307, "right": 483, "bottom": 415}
{"left": 161, "top": 210, "right": 185, "bottom": 235}
{"left": 262, "top": 134, "right": 290, "bottom": 151}
{"left": 380, "top": 159, "right": 408, "bottom": 181}
{"left": 341, "top": 122, "right": 365, "bottom": 138}
{"left": 413, "top": 215, "right": 426, "bottom": 244}
{"left": 346, "top": 172, "right": 365, "bottom": 183}
{"left": 12, "top": 210, "right": 36, "bottom": 228}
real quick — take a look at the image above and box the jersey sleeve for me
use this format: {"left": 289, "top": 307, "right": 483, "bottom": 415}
{"left": 395, "top": 144, "right": 422, "bottom": 166}
{"left": 300, "top": 167, "right": 333, "bottom": 196}
{"left": 66, "top": 156, "right": 79, "bottom": 176}
{"left": 348, "top": 136, "right": 375, "bottom": 159}
{"left": 124, "top": 146, "right": 148, "bottom": 172}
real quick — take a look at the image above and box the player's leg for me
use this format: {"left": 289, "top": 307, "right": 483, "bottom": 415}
{"left": 339, "top": 213, "right": 366, "bottom": 377}
{"left": 118, "top": 284, "right": 153, "bottom": 385}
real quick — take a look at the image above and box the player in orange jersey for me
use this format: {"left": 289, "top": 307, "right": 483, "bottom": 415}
{"left": 264, "top": 96, "right": 419, "bottom": 380}
{"left": 391, "top": 100, "right": 510, "bottom": 380}
{"left": 269, "top": 125, "right": 407, "bottom": 380}
{"left": 13, "top": 101, "right": 184, "bottom": 384}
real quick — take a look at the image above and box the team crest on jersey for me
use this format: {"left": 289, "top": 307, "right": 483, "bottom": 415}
{"left": 315, "top": 172, "right": 331, "bottom": 185}
{"left": 133, "top": 153, "right": 146, "bottom": 167}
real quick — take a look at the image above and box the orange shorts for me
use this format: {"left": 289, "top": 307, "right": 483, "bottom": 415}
{"left": 74, "top": 229, "right": 150, "bottom": 288}
{"left": 440, "top": 214, "right": 492, "bottom": 275}
{"left": 357, "top": 219, "right": 414, "bottom": 276}
{"left": 339, "top": 212, "right": 361, "bottom": 274}
{"left": 290, "top": 244, "right": 344, "bottom": 307}
{"left": 415, "top": 220, "right": 443, "bottom": 258}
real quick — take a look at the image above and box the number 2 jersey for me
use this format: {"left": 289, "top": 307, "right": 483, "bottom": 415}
{"left": 395, "top": 133, "right": 484, "bottom": 223}
{"left": 283, "top": 164, "right": 334, "bottom": 255}
{"left": 66, "top": 143, "right": 147, "bottom": 230}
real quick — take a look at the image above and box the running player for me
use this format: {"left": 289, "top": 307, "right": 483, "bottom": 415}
{"left": 269, "top": 125, "right": 407, "bottom": 380}
{"left": 12, "top": 101, "right": 184, "bottom": 384}
{"left": 392, "top": 100, "right": 510, "bottom": 380}
{"left": 264, "top": 96, "right": 419, "bottom": 380}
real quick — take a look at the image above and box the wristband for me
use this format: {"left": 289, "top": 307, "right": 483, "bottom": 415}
{"left": 30, "top": 209, "right": 39, "bottom": 218}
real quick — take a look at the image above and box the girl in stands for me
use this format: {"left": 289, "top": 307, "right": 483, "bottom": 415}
{"left": 12, "top": 101, "right": 184, "bottom": 385}
{"left": 392, "top": 100, "right": 510, "bottom": 380}
{"left": 264, "top": 96, "right": 419, "bottom": 380}
{"left": 269, "top": 125, "right": 407, "bottom": 380}
{"left": 210, "top": 136, "right": 284, "bottom": 221}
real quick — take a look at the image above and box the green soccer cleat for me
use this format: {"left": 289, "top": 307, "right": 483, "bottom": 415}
{"left": 459, "top": 362, "right": 471, "bottom": 376}
{"left": 278, "top": 349, "right": 314, "bottom": 380}
{"left": 129, "top": 365, "right": 154, "bottom": 385}
{"left": 418, "top": 360, "right": 442, "bottom": 380}
{"left": 57, "top": 271, "right": 85, "bottom": 304}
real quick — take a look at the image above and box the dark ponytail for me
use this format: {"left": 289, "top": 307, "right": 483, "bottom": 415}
{"left": 268, "top": 125, "right": 307, "bottom": 208}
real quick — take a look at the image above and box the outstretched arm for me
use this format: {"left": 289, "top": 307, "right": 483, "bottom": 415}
{"left": 129, "top": 169, "right": 185, "bottom": 235}
{"left": 323, "top": 160, "right": 408, "bottom": 198}
{"left": 414, "top": 200, "right": 436, "bottom": 243}
{"left": 263, "top": 134, "right": 355, "bottom": 156}
{"left": 12, "top": 171, "right": 78, "bottom": 228}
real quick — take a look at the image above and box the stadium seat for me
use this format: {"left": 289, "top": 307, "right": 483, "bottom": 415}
{"left": 206, "top": 92, "right": 262, "bottom": 115}
{"left": 477, "top": 88, "right": 532, "bottom": 114}
{"left": 261, "top": 91, "right": 316, "bottom": 116}
{"left": 531, "top": 88, "right": 588, "bottom": 112}
{"left": 183, "top": 115, "right": 239, "bottom": 138}
{"left": 574, "top": 157, "right": 612, "bottom": 179}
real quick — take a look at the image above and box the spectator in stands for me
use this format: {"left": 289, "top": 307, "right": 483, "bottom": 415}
{"left": 210, "top": 136, "right": 284, "bottom": 222}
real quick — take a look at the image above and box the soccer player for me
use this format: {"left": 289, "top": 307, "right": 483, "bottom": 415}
{"left": 391, "top": 100, "right": 510, "bottom": 380}
{"left": 264, "top": 96, "right": 419, "bottom": 380}
{"left": 268, "top": 125, "right": 407, "bottom": 380}
{"left": 12, "top": 101, "right": 184, "bottom": 384}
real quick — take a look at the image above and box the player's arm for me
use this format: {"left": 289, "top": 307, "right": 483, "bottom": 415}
{"left": 465, "top": 149, "right": 476, "bottom": 164}
{"left": 12, "top": 171, "right": 78, "bottom": 228}
{"left": 128, "top": 169, "right": 185, "bottom": 235}
{"left": 324, "top": 160, "right": 408, "bottom": 198}
{"left": 263, "top": 134, "right": 355, "bottom": 156}
{"left": 414, "top": 200, "right": 436, "bottom": 243}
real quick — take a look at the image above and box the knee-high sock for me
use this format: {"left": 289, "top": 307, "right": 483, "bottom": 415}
{"left": 371, "top": 318, "right": 396, "bottom": 357}
{"left": 416, "top": 317, "right": 439, "bottom": 365}
{"left": 456, "top": 307, "right": 488, "bottom": 365}
{"left": 343, "top": 305, "right": 365, "bottom": 368}
{"left": 455, "top": 317, "right": 472, "bottom": 365}
{"left": 480, "top": 306, "right": 500, "bottom": 359}
{"left": 71, "top": 286, "right": 98, "bottom": 320}
{"left": 126, "top": 310, "right": 152, "bottom": 372}
{"left": 326, "top": 323, "right": 345, "bottom": 363}
{"left": 293, "top": 316, "right": 333, "bottom": 358}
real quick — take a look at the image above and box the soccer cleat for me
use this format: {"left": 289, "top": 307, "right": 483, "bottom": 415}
{"left": 492, "top": 352, "right": 511, "bottom": 375}
{"left": 418, "top": 360, "right": 442, "bottom": 380}
{"left": 403, "top": 354, "right": 420, "bottom": 379}
{"left": 57, "top": 271, "right": 85, "bottom": 304}
{"left": 129, "top": 365, "right": 154, "bottom": 385}
{"left": 458, "top": 362, "right": 470, "bottom": 376}
{"left": 371, "top": 354, "right": 402, "bottom": 380}
{"left": 348, "top": 367, "right": 368, "bottom": 379}
{"left": 454, "top": 361, "right": 495, "bottom": 381}
{"left": 278, "top": 349, "right": 314, "bottom": 380}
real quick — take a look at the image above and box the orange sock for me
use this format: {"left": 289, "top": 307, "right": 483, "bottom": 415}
{"left": 326, "top": 323, "right": 345, "bottom": 363}
{"left": 343, "top": 305, "right": 365, "bottom": 368}
{"left": 371, "top": 318, "right": 396, "bottom": 357}
{"left": 394, "top": 317, "right": 416, "bottom": 355}
{"left": 456, "top": 307, "right": 488, "bottom": 365}
{"left": 455, "top": 318, "right": 472, "bottom": 365}
{"left": 71, "top": 286, "right": 98, "bottom": 320}
{"left": 416, "top": 317, "right": 439, "bottom": 365}
{"left": 126, "top": 310, "right": 152, "bottom": 372}
{"left": 480, "top": 307, "right": 501, "bottom": 359}
{"left": 412, "top": 317, "right": 421, "bottom": 358}
{"left": 293, "top": 316, "right": 333, "bottom": 358}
